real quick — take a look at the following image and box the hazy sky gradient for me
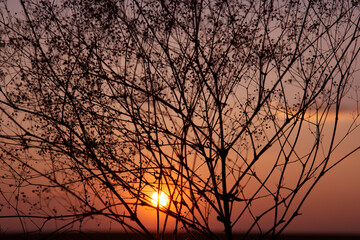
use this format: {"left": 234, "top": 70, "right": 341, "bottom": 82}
{"left": 0, "top": 0, "right": 359, "bottom": 235}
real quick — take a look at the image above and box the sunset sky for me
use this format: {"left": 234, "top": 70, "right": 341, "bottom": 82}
{"left": 1, "top": 0, "right": 360, "bottom": 237}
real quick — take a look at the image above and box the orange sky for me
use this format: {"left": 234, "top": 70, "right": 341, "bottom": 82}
{"left": 1, "top": 0, "right": 360, "bottom": 236}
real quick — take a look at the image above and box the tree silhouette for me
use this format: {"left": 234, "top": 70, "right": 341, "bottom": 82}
{"left": 1, "top": 0, "right": 360, "bottom": 239}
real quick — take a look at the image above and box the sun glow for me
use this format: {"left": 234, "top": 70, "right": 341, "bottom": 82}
{"left": 151, "top": 191, "right": 169, "bottom": 208}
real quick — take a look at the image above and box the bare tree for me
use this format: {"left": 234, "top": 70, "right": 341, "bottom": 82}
{"left": 1, "top": 0, "right": 360, "bottom": 239}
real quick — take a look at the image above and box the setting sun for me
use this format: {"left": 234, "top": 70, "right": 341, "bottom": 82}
{"left": 151, "top": 191, "right": 169, "bottom": 208}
